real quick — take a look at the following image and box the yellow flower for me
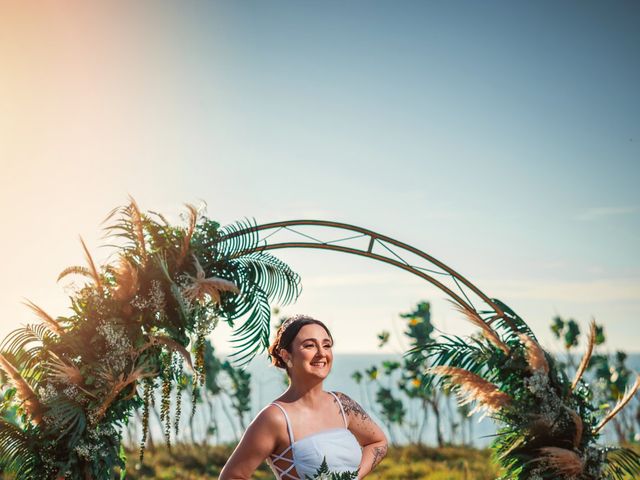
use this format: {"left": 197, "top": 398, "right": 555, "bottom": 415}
{"left": 409, "top": 317, "right": 421, "bottom": 326}
{"left": 411, "top": 378, "right": 421, "bottom": 388}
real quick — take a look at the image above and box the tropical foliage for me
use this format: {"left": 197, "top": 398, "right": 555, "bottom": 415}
{"left": 305, "top": 458, "right": 359, "bottom": 479}
{"left": 413, "top": 299, "right": 640, "bottom": 479}
{"left": 353, "top": 302, "right": 454, "bottom": 447}
{"left": 0, "top": 199, "right": 300, "bottom": 479}
{"left": 551, "top": 315, "right": 639, "bottom": 444}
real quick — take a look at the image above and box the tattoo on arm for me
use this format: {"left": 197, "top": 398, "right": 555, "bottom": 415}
{"left": 334, "top": 392, "right": 370, "bottom": 421}
{"left": 371, "top": 444, "right": 388, "bottom": 470}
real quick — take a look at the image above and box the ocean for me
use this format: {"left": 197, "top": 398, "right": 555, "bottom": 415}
{"left": 126, "top": 353, "right": 640, "bottom": 449}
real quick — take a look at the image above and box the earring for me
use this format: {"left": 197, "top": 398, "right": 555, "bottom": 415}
{"left": 286, "top": 360, "right": 293, "bottom": 368}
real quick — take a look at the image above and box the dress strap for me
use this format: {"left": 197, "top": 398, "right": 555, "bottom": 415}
{"left": 329, "top": 391, "right": 348, "bottom": 428}
{"left": 271, "top": 402, "right": 295, "bottom": 445}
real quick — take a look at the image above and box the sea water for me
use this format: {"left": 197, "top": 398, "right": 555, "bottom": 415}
{"left": 127, "top": 353, "right": 639, "bottom": 448}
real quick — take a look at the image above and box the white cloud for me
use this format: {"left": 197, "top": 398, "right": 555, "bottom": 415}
{"left": 481, "top": 278, "right": 640, "bottom": 302}
{"left": 304, "top": 272, "right": 412, "bottom": 287}
{"left": 575, "top": 206, "right": 639, "bottom": 221}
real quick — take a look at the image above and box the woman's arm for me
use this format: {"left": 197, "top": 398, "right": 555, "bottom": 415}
{"left": 334, "top": 392, "right": 388, "bottom": 479}
{"left": 218, "top": 405, "right": 281, "bottom": 480}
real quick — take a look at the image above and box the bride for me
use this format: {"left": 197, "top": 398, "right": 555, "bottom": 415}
{"left": 219, "top": 314, "right": 388, "bottom": 479}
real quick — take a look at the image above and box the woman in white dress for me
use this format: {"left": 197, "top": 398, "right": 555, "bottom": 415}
{"left": 219, "top": 314, "right": 388, "bottom": 479}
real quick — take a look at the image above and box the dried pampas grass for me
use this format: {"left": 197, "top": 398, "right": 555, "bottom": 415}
{"left": 113, "top": 256, "right": 139, "bottom": 302}
{"left": 571, "top": 319, "right": 597, "bottom": 392}
{"left": 594, "top": 374, "right": 640, "bottom": 434}
{"left": 182, "top": 255, "right": 240, "bottom": 305}
{"left": 539, "top": 447, "right": 584, "bottom": 476}
{"left": 177, "top": 203, "right": 198, "bottom": 266}
{"left": 568, "top": 408, "right": 583, "bottom": 447}
{"left": 0, "top": 353, "right": 43, "bottom": 425}
{"left": 518, "top": 334, "right": 549, "bottom": 374}
{"left": 22, "top": 299, "right": 64, "bottom": 336}
{"left": 128, "top": 196, "right": 148, "bottom": 264}
{"left": 430, "top": 365, "right": 511, "bottom": 416}
{"left": 447, "top": 300, "right": 510, "bottom": 354}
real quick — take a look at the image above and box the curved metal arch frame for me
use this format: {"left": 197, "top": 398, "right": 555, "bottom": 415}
{"left": 218, "top": 220, "right": 506, "bottom": 322}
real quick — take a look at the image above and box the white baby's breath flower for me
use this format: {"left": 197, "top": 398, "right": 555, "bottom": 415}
{"left": 38, "top": 384, "right": 58, "bottom": 402}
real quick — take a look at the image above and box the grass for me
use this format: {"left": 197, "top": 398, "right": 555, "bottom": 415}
{"left": 122, "top": 443, "right": 501, "bottom": 479}
{"left": 2, "top": 444, "right": 637, "bottom": 479}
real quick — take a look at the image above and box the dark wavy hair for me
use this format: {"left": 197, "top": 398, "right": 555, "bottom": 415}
{"left": 268, "top": 314, "right": 334, "bottom": 369}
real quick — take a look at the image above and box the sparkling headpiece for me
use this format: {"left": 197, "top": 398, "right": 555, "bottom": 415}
{"left": 280, "top": 314, "right": 315, "bottom": 335}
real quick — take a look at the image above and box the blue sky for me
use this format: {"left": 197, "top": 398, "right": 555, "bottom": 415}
{"left": 0, "top": 1, "right": 638, "bottom": 354}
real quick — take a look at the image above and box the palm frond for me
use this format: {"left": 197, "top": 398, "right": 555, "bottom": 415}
{"left": 0, "top": 324, "right": 53, "bottom": 384}
{"left": 0, "top": 419, "right": 37, "bottom": 478}
{"left": 486, "top": 298, "right": 538, "bottom": 342}
{"left": 233, "top": 253, "right": 301, "bottom": 306}
{"left": 411, "top": 335, "right": 493, "bottom": 385}
{"left": 47, "top": 395, "right": 87, "bottom": 445}
{"left": 216, "top": 218, "right": 261, "bottom": 260}
{"left": 492, "top": 427, "right": 526, "bottom": 462}
{"left": 602, "top": 447, "right": 640, "bottom": 480}
{"left": 228, "top": 287, "right": 272, "bottom": 366}
{"left": 147, "top": 209, "right": 171, "bottom": 227}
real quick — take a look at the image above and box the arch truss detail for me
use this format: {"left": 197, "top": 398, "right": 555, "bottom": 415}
{"left": 220, "top": 220, "right": 505, "bottom": 320}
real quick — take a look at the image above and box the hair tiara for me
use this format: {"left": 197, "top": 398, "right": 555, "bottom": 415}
{"left": 280, "top": 313, "right": 315, "bottom": 335}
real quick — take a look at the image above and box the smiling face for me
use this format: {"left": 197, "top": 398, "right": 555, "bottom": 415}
{"left": 280, "top": 323, "right": 334, "bottom": 379}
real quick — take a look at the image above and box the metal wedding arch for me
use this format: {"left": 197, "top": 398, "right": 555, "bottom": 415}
{"left": 218, "top": 219, "right": 508, "bottom": 324}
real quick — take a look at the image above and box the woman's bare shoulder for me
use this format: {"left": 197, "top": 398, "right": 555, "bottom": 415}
{"left": 250, "top": 402, "right": 288, "bottom": 430}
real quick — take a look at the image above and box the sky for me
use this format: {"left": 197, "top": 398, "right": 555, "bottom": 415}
{"left": 0, "top": 1, "right": 638, "bottom": 356}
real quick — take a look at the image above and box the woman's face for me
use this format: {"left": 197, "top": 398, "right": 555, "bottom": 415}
{"left": 283, "top": 323, "right": 333, "bottom": 379}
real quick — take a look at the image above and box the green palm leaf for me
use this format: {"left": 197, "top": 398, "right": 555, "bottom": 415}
{"left": 227, "top": 287, "right": 272, "bottom": 366}
{"left": 215, "top": 218, "right": 261, "bottom": 260}
{"left": 47, "top": 395, "right": 87, "bottom": 445}
{"left": 220, "top": 253, "right": 301, "bottom": 364}
{"left": 0, "top": 324, "right": 53, "bottom": 385}
{"left": 602, "top": 447, "right": 640, "bottom": 480}
{"left": 485, "top": 298, "right": 537, "bottom": 342}
{"left": 0, "top": 419, "right": 37, "bottom": 478}
{"left": 205, "top": 220, "right": 301, "bottom": 364}
{"left": 408, "top": 335, "right": 495, "bottom": 387}
{"left": 233, "top": 253, "right": 300, "bottom": 305}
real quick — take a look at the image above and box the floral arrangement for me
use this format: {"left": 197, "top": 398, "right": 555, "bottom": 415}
{"left": 414, "top": 299, "right": 640, "bottom": 479}
{"left": 0, "top": 199, "right": 300, "bottom": 479}
{"left": 305, "top": 458, "right": 359, "bottom": 479}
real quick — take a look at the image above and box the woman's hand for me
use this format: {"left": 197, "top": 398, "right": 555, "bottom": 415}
{"left": 358, "top": 440, "right": 388, "bottom": 478}
{"left": 333, "top": 392, "right": 388, "bottom": 478}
